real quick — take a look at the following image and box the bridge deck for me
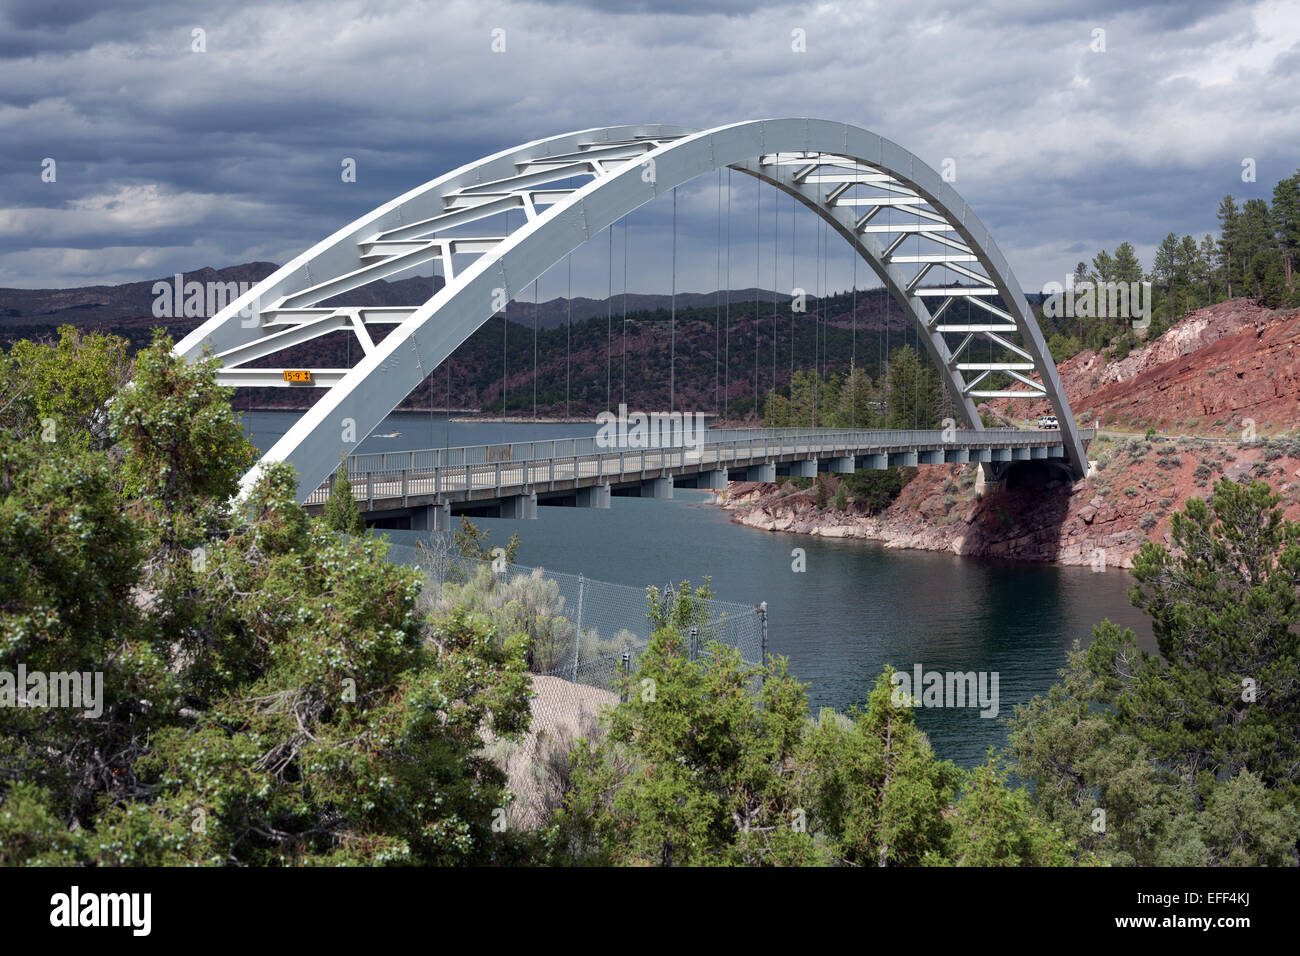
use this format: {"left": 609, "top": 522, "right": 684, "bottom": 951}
{"left": 303, "top": 426, "right": 1093, "bottom": 519}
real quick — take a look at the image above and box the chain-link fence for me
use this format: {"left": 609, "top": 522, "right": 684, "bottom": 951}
{"left": 374, "top": 536, "right": 769, "bottom": 828}
{"left": 378, "top": 537, "right": 768, "bottom": 695}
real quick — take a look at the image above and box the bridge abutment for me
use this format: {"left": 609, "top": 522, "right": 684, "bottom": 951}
{"left": 976, "top": 461, "right": 1009, "bottom": 495}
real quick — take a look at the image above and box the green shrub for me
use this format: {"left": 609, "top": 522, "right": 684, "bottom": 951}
{"left": 841, "top": 467, "right": 917, "bottom": 516}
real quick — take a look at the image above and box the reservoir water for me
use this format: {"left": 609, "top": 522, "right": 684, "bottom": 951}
{"left": 243, "top": 409, "right": 1152, "bottom": 766}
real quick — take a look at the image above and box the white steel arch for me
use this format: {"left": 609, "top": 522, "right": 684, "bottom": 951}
{"left": 175, "top": 119, "right": 1086, "bottom": 501}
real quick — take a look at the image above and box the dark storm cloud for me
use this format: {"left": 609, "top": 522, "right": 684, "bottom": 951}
{"left": 0, "top": 0, "right": 1295, "bottom": 290}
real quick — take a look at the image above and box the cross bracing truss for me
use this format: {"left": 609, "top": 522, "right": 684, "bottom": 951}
{"left": 174, "top": 120, "right": 1086, "bottom": 501}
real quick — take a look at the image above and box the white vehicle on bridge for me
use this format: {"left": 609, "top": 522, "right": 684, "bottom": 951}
{"left": 1037, "top": 415, "right": 1059, "bottom": 429}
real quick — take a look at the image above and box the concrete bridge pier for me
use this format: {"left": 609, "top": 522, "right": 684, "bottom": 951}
{"left": 745, "top": 462, "right": 776, "bottom": 483}
{"left": 788, "top": 459, "right": 817, "bottom": 478}
{"left": 411, "top": 502, "right": 452, "bottom": 532}
{"left": 697, "top": 470, "right": 730, "bottom": 490}
{"left": 918, "top": 450, "right": 944, "bottom": 465}
{"left": 576, "top": 482, "right": 611, "bottom": 508}
{"left": 858, "top": 453, "right": 888, "bottom": 470}
{"left": 888, "top": 451, "right": 919, "bottom": 467}
{"left": 500, "top": 491, "right": 538, "bottom": 519}
{"left": 644, "top": 475, "right": 674, "bottom": 499}
{"left": 826, "top": 456, "right": 855, "bottom": 474}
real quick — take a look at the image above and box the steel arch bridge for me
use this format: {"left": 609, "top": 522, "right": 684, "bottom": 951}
{"left": 175, "top": 119, "right": 1086, "bottom": 502}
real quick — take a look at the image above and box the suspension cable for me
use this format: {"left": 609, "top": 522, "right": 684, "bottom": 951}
{"left": 715, "top": 166, "right": 722, "bottom": 415}
{"left": 851, "top": 157, "right": 859, "bottom": 428}
{"left": 670, "top": 185, "right": 677, "bottom": 414}
{"left": 725, "top": 168, "right": 732, "bottom": 421}
{"left": 754, "top": 175, "right": 760, "bottom": 415}
{"left": 814, "top": 212, "right": 822, "bottom": 427}
{"left": 622, "top": 216, "right": 628, "bottom": 408}
{"left": 772, "top": 178, "right": 778, "bottom": 404}
{"left": 566, "top": 252, "right": 572, "bottom": 421}
{"left": 533, "top": 277, "right": 538, "bottom": 422}
{"left": 607, "top": 224, "right": 613, "bottom": 410}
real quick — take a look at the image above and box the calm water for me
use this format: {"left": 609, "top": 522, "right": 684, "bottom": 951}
{"left": 243, "top": 409, "right": 1152, "bottom": 766}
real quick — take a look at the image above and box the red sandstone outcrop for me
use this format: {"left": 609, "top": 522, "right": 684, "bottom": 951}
{"left": 989, "top": 299, "right": 1300, "bottom": 436}
{"left": 720, "top": 299, "right": 1300, "bottom": 567}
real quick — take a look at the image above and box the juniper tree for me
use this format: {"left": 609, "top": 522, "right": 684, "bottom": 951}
{"left": 322, "top": 453, "right": 365, "bottom": 535}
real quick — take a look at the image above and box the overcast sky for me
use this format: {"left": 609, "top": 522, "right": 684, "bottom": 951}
{"left": 2, "top": 0, "right": 1297, "bottom": 297}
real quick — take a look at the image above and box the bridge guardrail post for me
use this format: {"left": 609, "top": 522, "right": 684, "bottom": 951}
{"left": 401, "top": 468, "right": 408, "bottom": 506}
{"left": 757, "top": 601, "right": 767, "bottom": 663}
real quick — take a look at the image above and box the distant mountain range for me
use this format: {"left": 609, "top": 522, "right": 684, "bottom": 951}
{"left": 0, "top": 262, "right": 938, "bottom": 419}
{"left": 0, "top": 262, "right": 799, "bottom": 334}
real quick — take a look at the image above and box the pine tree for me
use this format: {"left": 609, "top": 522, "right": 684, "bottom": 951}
{"left": 1176, "top": 234, "right": 1201, "bottom": 312}
{"left": 1238, "top": 198, "right": 1275, "bottom": 299}
{"left": 1216, "top": 195, "right": 1240, "bottom": 298}
{"left": 1198, "top": 234, "right": 1217, "bottom": 303}
{"left": 1112, "top": 242, "right": 1143, "bottom": 284}
{"left": 1152, "top": 232, "right": 1180, "bottom": 297}
{"left": 1091, "top": 248, "right": 1116, "bottom": 283}
{"left": 1272, "top": 171, "right": 1300, "bottom": 293}
{"left": 884, "top": 345, "right": 941, "bottom": 430}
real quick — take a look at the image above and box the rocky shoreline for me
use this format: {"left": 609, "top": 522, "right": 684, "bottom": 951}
{"left": 715, "top": 436, "right": 1300, "bottom": 569}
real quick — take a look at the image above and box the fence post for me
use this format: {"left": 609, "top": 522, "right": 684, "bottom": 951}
{"left": 620, "top": 651, "right": 630, "bottom": 703}
{"left": 572, "top": 574, "right": 585, "bottom": 682}
{"left": 689, "top": 625, "right": 698, "bottom": 661}
{"left": 757, "top": 601, "right": 768, "bottom": 663}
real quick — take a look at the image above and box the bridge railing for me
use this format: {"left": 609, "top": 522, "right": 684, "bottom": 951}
{"left": 308, "top": 425, "right": 1096, "bottom": 504}
{"left": 339, "top": 425, "right": 1095, "bottom": 476}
